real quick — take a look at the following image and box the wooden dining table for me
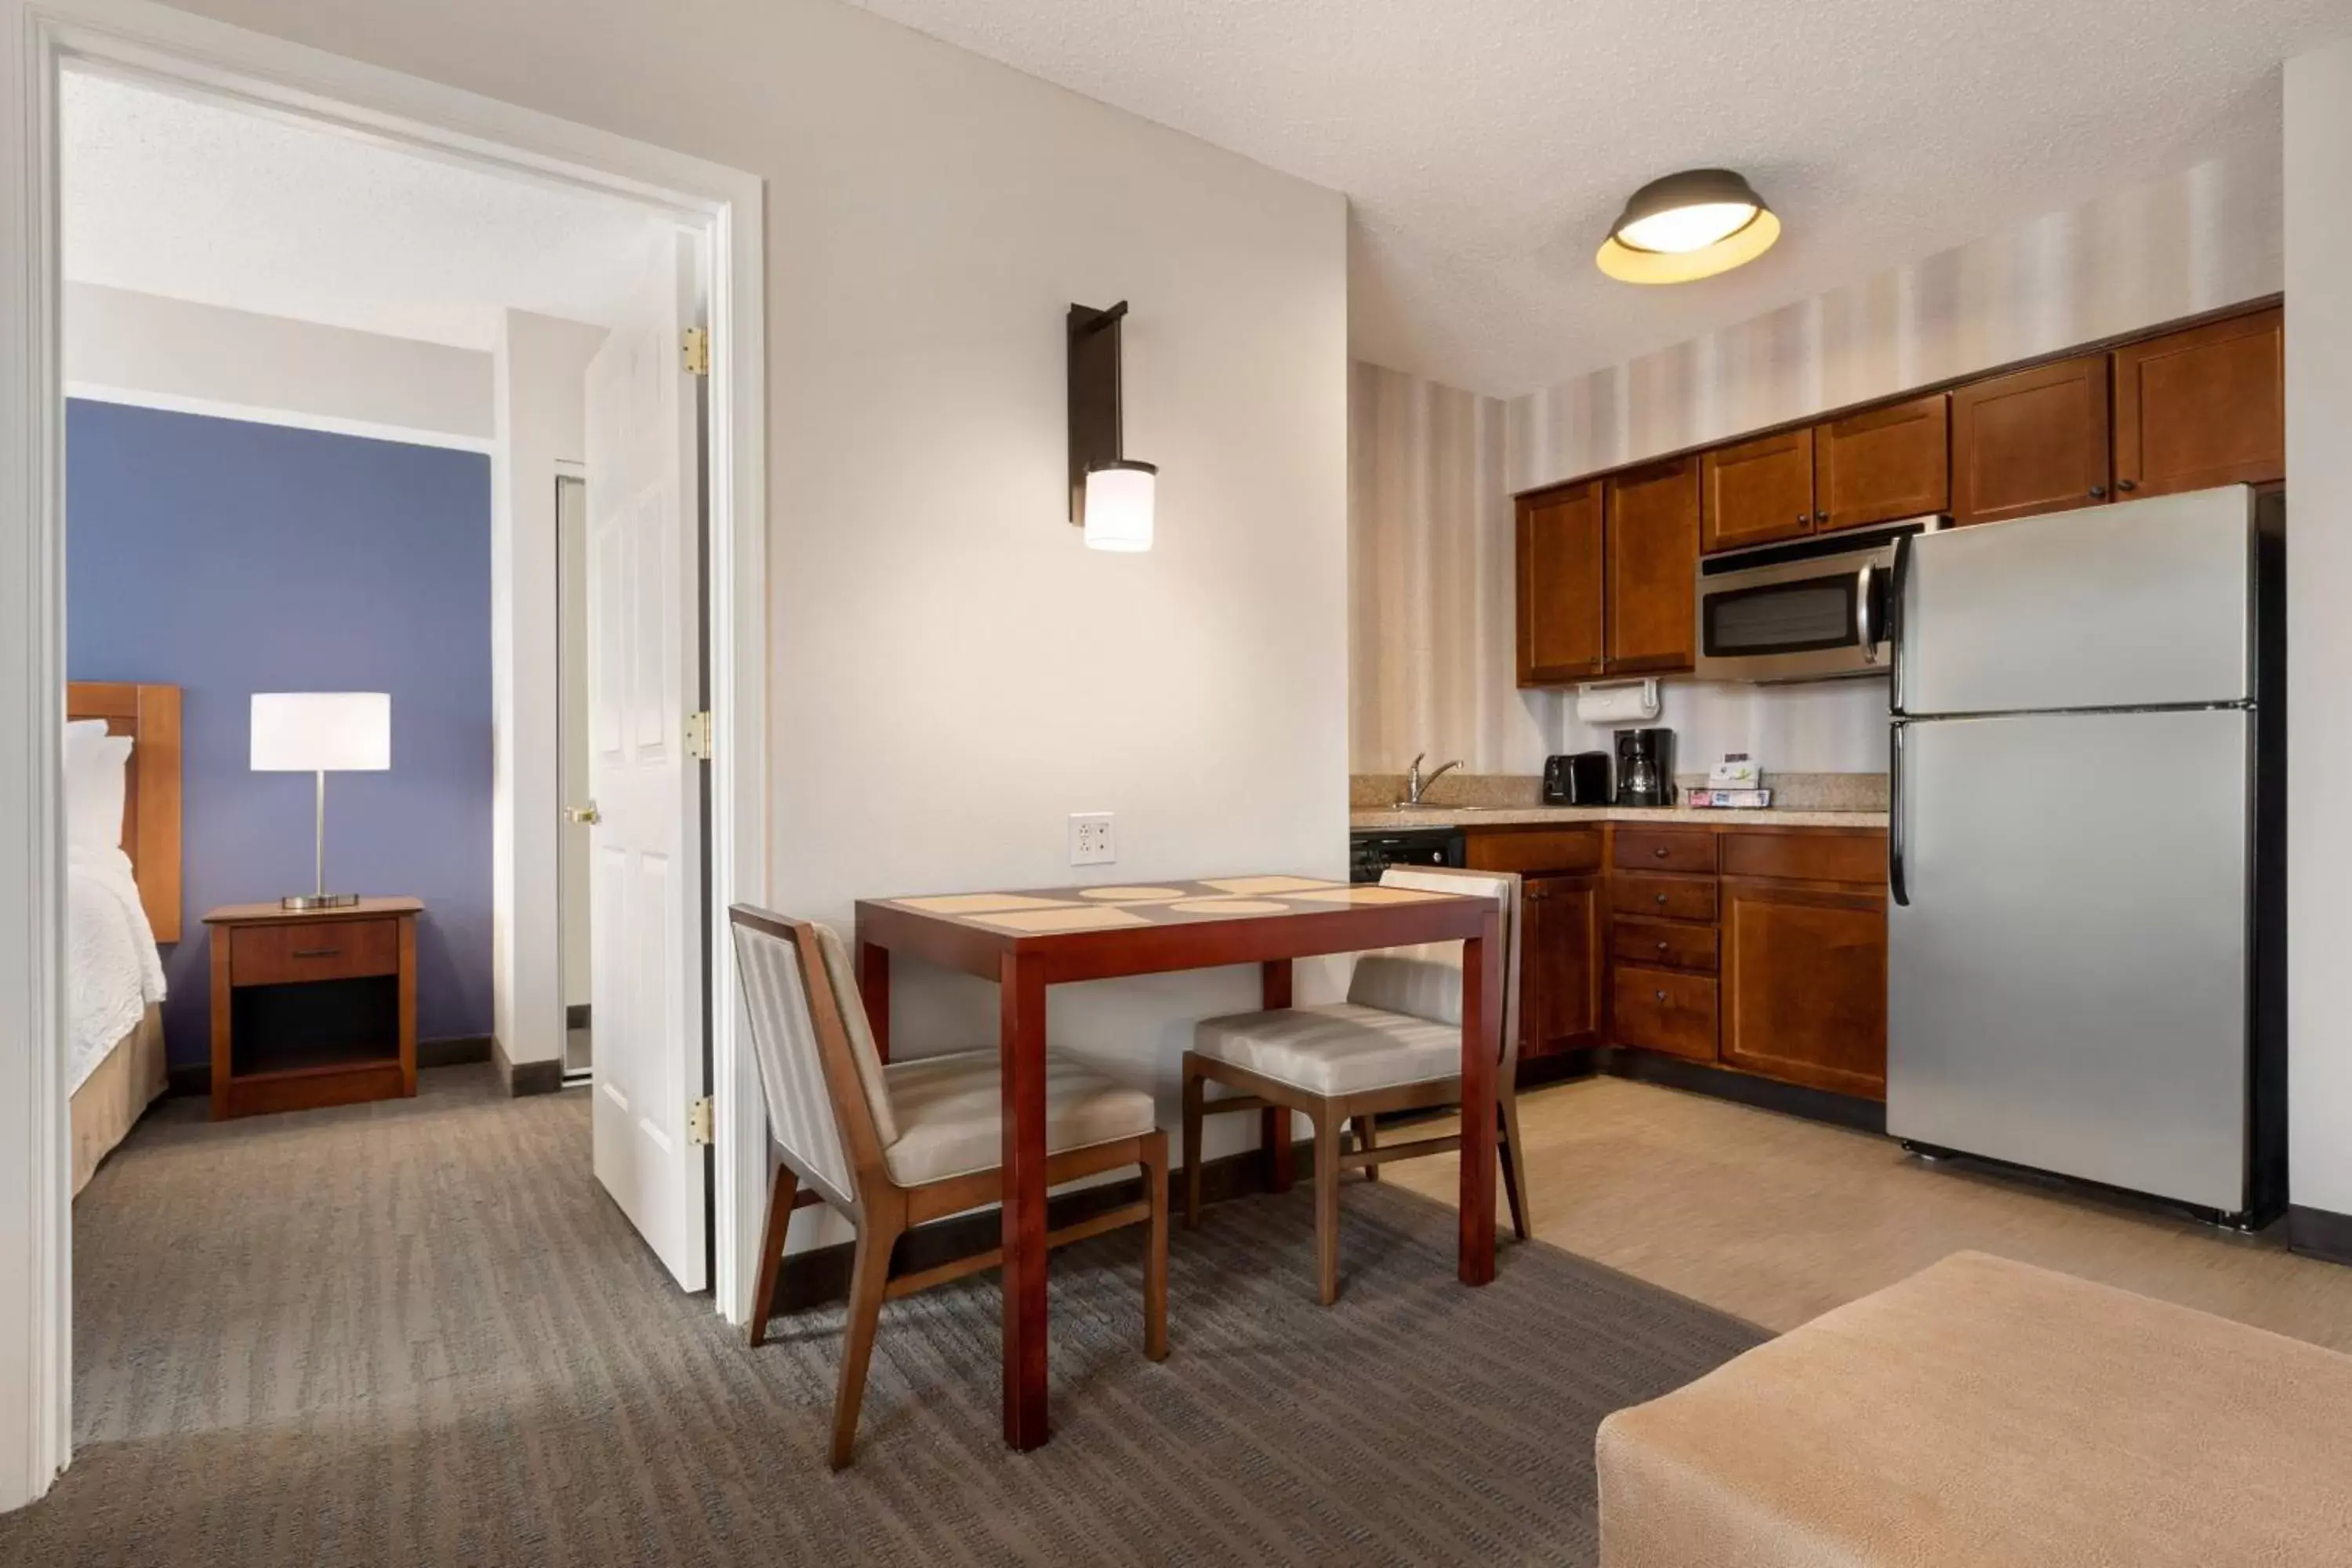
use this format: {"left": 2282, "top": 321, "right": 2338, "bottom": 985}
{"left": 852, "top": 873, "right": 1502, "bottom": 1451}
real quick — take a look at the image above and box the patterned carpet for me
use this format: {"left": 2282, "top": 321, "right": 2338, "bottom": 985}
{"left": 5, "top": 1066, "right": 1763, "bottom": 1566}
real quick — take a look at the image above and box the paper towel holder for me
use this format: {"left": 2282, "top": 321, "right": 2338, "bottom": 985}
{"left": 1573, "top": 677, "right": 1661, "bottom": 725}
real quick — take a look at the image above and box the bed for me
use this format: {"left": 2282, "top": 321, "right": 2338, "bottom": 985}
{"left": 66, "top": 682, "right": 180, "bottom": 1195}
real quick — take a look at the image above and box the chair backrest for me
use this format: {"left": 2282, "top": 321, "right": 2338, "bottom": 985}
{"left": 1348, "top": 867, "right": 1523, "bottom": 1070}
{"left": 728, "top": 906, "right": 902, "bottom": 1207}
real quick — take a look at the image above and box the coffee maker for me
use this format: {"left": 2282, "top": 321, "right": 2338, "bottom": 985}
{"left": 1613, "top": 728, "right": 1675, "bottom": 808}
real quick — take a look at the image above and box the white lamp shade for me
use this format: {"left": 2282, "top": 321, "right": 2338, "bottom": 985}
{"left": 251, "top": 692, "right": 391, "bottom": 772}
{"left": 1083, "top": 463, "right": 1156, "bottom": 552}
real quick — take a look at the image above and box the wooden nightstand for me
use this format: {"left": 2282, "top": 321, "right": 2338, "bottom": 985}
{"left": 203, "top": 898, "right": 420, "bottom": 1120}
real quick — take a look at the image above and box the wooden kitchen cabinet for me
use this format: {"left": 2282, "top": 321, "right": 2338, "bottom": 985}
{"left": 1516, "top": 481, "right": 1607, "bottom": 684}
{"left": 1702, "top": 428, "right": 1814, "bottom": 552}
{"left": 1950, "top": 354, "right": 2112, "bottom": 525}
{"left": 2113, "top": 307, "right": 2284, "bottom": 499}
{"left": 1520, "top": 874, "right": 1602, "bottom": 1059}
{"left": 1816, "top": 394, "right": 1949, "bottom": 532}
{"left": 1719, "top": 878, "right": 1888, "bottom": 1098}
{"left": 1604, "top": 457, "right": 1700, "bottom": 673}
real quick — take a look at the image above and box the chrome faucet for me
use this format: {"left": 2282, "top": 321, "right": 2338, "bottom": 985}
{"left": 1403, "top": 753, "right": 1463, "bottom": 805}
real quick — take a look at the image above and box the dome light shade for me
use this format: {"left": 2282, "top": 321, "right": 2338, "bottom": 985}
{"left": 1598, "top": 169, "right": 1780, "bottom": 284}
{"left": 1083, "top": 461, "right": 1156, "bottom": 552}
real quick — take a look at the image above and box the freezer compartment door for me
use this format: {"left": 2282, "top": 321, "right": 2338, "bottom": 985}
{"left": 1896, "top": 486, "right": 2252, "bottom": 716}
{"left": 1887, "top": 708, "right": 2250, "bottom": 1211}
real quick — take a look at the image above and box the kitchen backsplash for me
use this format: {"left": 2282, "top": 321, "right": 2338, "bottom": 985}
{"left": 1352, "top": 771, "right": 1889, "bottom": 812}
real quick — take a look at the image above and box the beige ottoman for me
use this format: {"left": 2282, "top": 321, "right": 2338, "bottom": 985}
{"left": 1598, "top": 1250, "right": 2352, "bottom": 1567}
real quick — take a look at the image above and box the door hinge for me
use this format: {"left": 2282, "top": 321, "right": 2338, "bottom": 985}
{"left": 688, "top": 1096, "right": 714, "bottom": 1146}
{"left": 681, "top": 326, "right": 710, "bottom": 376}
{"left": 684, "top": 710, "right": 713, "bottom": 761}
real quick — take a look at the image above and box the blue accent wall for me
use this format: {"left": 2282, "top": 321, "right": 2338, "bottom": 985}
{"left": 65, "top": 400, "right": 493, "bottom": 1062}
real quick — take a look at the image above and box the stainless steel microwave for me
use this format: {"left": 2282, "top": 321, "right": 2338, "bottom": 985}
{"left": 1693, "top": 515, "right": 1948, "bottom": 683}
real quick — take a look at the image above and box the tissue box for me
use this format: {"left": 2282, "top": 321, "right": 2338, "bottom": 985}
{"left": 1688, "top": 788, "right": 1774, "bottom": 810}
{"left": 1707, "top": 753, "right": 1762, "bottom": 789}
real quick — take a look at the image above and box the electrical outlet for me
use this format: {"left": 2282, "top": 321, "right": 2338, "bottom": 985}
{"left": 1069, "top": 812, "right": 1115, "bottom": 866}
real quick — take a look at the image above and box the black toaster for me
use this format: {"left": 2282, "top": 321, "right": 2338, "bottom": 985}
{"left": 1542, "top": 752, "right": 1612, "bottom": 805}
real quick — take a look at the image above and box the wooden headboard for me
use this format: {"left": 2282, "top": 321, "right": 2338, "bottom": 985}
{"left": 67, "top": 682, "right": 183, "bottom": 944}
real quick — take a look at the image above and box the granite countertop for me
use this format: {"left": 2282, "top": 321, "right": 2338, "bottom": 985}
{"left": 1349, "top": 804, "right": 1888, "bottom": 830}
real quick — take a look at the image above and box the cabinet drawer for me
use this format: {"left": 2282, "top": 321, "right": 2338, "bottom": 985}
{"left": 1466, "top": 828, "right": 1604, "bottom": 875}
{"left": 1611, "top": 917, "right": 1719, "bottom": 973}
{"left": 1614, "top": 828, "right": 1717, "bottom": 873}
{"left": 231, "top": 919, "right": 401, "bottom": 986}
{"left": 1610, "top": 873, "right": 1718, "bottom": 923}
{"left": 1612, "top": 965, "right": 1718, "bottom": 1061}
{"left": 1719, "top": 829, "right": 1886, "bottom": 885}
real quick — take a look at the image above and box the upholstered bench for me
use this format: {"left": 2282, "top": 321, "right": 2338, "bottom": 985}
{"left": 1597, "top": 1250, "right": 2352, "bottom": 1567}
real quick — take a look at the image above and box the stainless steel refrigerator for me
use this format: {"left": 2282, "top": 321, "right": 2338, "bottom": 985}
{"left": 1885, "top": 484, "right": 2285, "bottom": 1225}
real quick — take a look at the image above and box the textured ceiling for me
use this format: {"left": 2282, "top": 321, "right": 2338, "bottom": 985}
{"left": 60, "top": 71, "right": 673, "bottom": 350}
{"left": 847, "top": 0, "right": 2347, "bottom": 396}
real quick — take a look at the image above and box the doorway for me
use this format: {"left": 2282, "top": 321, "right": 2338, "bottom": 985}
{"left": 0, "top": 2, "right": 772, "bottom": 1511}
{"left": 557, "top": 472, "right": 593, "bottom": 1085}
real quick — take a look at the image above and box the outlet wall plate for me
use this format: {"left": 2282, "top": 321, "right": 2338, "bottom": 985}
{"left": 1069, "top": 811, "right": 1116, "bottom": 866}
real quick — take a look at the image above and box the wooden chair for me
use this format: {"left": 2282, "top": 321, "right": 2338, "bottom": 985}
{"left": 728, "top": 904, "right": 1169, "bottom": 1468}
{"left": 1180, "top": 866, "right": 1528, "bottom": 1305}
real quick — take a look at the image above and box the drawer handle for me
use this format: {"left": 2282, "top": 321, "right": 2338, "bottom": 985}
{"left": 1654, "top": 989, "right": 1668, "bottom": 1002}
{"left": 1654, "top": 893, "right": 1668, "bottom": 906}
{"left": 1652, "top": 846, "right": 1669, "bottom": 859}
{"left": 1656, "top": 940, "right": 1669, "bottom": 953}
{"left": 292, "top": 947, "right": 341, "bottom": 959}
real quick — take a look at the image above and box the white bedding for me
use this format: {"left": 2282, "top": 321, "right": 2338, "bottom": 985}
{"left": 69, "top": 844, "right": 167, "bottom": 1095}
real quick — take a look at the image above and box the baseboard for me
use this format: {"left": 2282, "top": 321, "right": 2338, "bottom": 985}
{"left": 1515, "top": 1049, "right": 1599, "bottom": 1090}
{"left": 490, "top": 1036, "right": 565, "bottom": 1098}
{"left": 417, "top": 1033, "right": 493, "bottom": 1069}
{"left": 1590, "top": 1047, "right": 1886, "bottom": 1134}
{"left": 566, "top": 1004, "right": 591, "bottom": 1031}
{"left": 771, "top": 1138, "right": 1310, "bottom": 1314}
{"left": 2288, "top": 1205, "right": 2352, "bottom": 1267}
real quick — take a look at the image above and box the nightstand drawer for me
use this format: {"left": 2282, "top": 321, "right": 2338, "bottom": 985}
{"left": 232, "top": 918, "right": 401, "bottom": 986}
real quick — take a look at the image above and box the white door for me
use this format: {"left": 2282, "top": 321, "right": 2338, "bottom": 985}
{"left": 586, "top": 228, "right": 708, "bottom": 1290}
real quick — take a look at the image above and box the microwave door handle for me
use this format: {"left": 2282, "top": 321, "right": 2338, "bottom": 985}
{"left": 1855, "top": 560, "right": 1880, "bottom": 663}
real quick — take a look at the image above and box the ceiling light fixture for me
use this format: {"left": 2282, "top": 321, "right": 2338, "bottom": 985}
{"left": 1596, "top": 169, "right": 1780, "bottom": 285}
{"left": 1069, "top": 300, "right": 1156, "bottom": 552}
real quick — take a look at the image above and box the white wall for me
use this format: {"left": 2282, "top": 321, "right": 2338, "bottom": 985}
{"left": 151, "top": 0, "right": 1350, "bottom": 1181}
{"left": 63, "top": 281, "right": 492, "bottom": 448}
{"left": 490, "top": 307, "right": 606, "bottom": 1073}
{"left": 1559, "top": 679, "right": 1889, "bottom": 777}
{"left": 2285, "top": 41, "right": 2352, "bottom": 1221}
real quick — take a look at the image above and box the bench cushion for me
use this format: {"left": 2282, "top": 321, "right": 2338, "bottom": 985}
{"left": 1597, "top": 1250, "right": 2352, "bottom": 1568}
{"left": 880, "top": 1049, "right": 1155, "bottom": 1185}
{"left": 1192, "top": 1003, "right": 1461, "bottom": 1096}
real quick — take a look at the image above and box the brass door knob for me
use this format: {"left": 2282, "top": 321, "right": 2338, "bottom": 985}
{"left": 564, "top": 804, "right": 601, "bottom": 826}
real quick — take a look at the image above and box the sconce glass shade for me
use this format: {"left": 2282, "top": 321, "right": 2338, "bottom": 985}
{"left": 1083, "top": 460, "right": 1156, "bottom": 552}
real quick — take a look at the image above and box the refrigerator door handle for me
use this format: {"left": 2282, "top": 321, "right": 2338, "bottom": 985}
{"left": 1888, "top": 531, "right": 1912, "bottom": 714}
{"left": 1856, "top": 560, "right": 1881, "bottom": 663}
{"left": 1889, "top": 721, "right": 1909, "bottom": 906}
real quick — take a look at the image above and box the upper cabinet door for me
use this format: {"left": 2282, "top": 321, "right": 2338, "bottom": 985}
{"left": 2113, "top": 307, "right": 2284, "bottom": 499}
{"left": 1950, "top": 354, "right": 2111, "bottom": 525}
{"left": 1606, "top": 456, "right": 1700, "bottom": 673}
{"left": 1517, "top": 483, "right": 1606, "bottom": 685}
{"left": 1816, "top": 393, "right": 1950, "bottom": 532}
{"left": 1702, "top": 427, "right": 1814, "bottom": 552}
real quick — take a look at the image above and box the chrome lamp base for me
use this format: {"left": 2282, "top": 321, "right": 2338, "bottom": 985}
{"left": 281, "top": 891, "right": 361, "bottom": 911}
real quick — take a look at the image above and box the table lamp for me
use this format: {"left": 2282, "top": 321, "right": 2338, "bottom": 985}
{"left": 251, "top": 691, "right": 390, "bottom": 909}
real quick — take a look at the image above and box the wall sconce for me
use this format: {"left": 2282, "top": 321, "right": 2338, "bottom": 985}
{"left": 1069, "top": 300, "right": 1157, "bottom": 552}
